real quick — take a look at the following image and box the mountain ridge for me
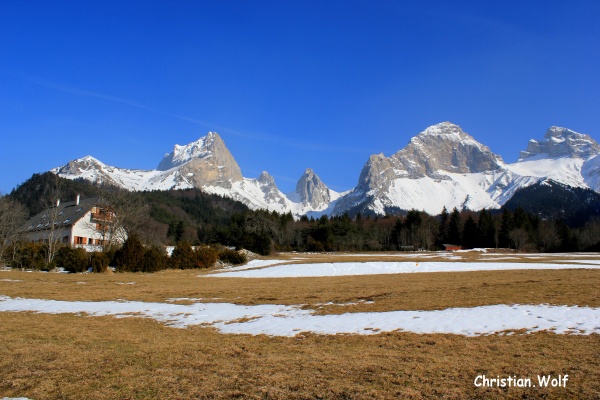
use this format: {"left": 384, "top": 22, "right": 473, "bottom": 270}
{"left": 51, "top": 122, "right": 599, "bottom": 217}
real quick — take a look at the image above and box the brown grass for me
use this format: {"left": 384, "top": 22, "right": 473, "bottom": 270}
{"left": 1, "top": 251, "right": 599, "bottom": 399}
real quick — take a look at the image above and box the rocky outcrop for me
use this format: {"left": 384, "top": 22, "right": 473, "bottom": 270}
{"left": 519, "top": 126, "right": 600, "bottom": 160}
{"left": 354, "top": 122, "right": 504, "bottom": 194}
{"left": 294, "top": 168, "right": 332, "bottom": 209}
{"left": 157, "top": 132, "right": 242, "bottom": 188}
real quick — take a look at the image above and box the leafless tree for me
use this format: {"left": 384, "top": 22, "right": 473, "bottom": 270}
{"left": 509, "top": 228, "right": 535, "bottom": 252}
{"left": 41, "top": 181, "right": 65, "bottom": 267}
{"left": 536, "top": 220, "right": 560, "bottom": 252}
{"left": 93, "top": 190, "right": 150, "bottom": 250}
{"left": 0, "top": 195, "right": 28, "bottom": 266}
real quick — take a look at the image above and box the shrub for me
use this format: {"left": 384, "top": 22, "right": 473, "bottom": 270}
{"left": 218, "top": 248, "right": 247, "bottom": 265}
{"left": 17, "top": 242, "right": 46, "bottom": 270}
{"left": 114, "top": 234, "right": 145, "bottom": 272}
{"left": 142, "top": 245, "right": 168, "bottom": 273}
{"left": 89, "top": 252, "right": 109, "bottom": 273}
{"left": 54, "top": 246, "right": 89, "bottom": 273}
{"left": 195, "top": 245, "right": 218, "bottom": 268}
{"left": 170, "top": 240, "right": 196, "bottom": 269}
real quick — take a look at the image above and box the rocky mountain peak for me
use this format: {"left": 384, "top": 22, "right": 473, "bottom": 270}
{"left": 417, "top": 121, "right": 471, "bottom": 140}
{"left": 294, "top": 168, "right": 332, "bottom": 208}
{"left": 158, "top": 132, "right": 221, "bottom": 170}
{"left": 356, "top": 123, "right": 504, "bottom": 194}
{"left": 519, "top": 126, "right": 600, "bottom": 160}
{"left": 400, "top": 122, "right": 504, "bottom": 175}
{"left": 258, "top": 171, "right": 276, "bottom": 186}
{"left": 157, "top": 132, "right": 243, "bottom": 188}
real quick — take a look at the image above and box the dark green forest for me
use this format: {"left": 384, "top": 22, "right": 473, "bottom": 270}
{"left": 3, "top": 173, "right": 600, "bottom": 272}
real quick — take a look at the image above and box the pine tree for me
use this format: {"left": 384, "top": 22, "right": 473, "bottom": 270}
{"left": 477, "top": 209, "right": 496, "bottom": 248}
{"left": 142, "top": 245, "right": 168, "bottom": 272}
{"left": 462, "top": 215, "right": 478, "bottom": 249}
{"left": 437, "top": 206, "right": 449, "bottom": 247}
{"left": 498, "top": 209, "right": 513, "bottom": 248}
{"left": 447, "top": 208, "right": 462, "bottom": 245}
{"left": 115, "top": 234, "right": 145, "bottom": 272}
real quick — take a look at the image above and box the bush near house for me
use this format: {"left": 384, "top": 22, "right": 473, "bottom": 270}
{"left": 89, "top": 252, "right": 109, "bottom": 273}
{"left": 54, "top": 246, "right": 89, "bottom": 273}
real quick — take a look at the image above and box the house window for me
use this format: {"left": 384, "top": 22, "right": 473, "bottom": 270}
{"left": 74, "top": 236, "right": 87, "bottom": 245}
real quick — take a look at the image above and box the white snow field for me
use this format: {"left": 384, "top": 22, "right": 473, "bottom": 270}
{"left": 209, "top": 260, "right": 600, "bottom": 278}
{"left": 2, "top": 259, "right": 600, "bottom": 337}
{"left": 0, "top": 295, "right": 598, "bottom": 337}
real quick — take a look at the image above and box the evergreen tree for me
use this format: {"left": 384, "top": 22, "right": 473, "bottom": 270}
{"left": 437, "top": 206, "right": 449, "bottom": 247}
{"left": 170, "top": 240, "right": 196, "bottom": 269}
{"left": 462, "top": 215, "right": 478, "bottom": 249}
{"left": 174, "top": 221, "right": 185, "bottom": 243}
{"left": 115, "top": 234, "right": 145, "bottom": 272}
{"left": 477, "top": 209, "right": 496, "bottom": 248}
{"left": 54, "top": 246, "right": 89, "bottom": 273}
{"left": 142, "top": 245, "right": 168, "bottom": 272}
{"left": 498, "top": 209, "right": 513, "bottom": 248}
{"left": 447, "top": 208, "right": 462, "bottom": 245}
{"left": 89, "top": 252, "right": 109, "bottom": 273}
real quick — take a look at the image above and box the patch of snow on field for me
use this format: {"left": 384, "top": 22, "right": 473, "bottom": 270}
{"left": 208, "top": 261, "right": 600, "bottom": 278}
{"left": 0, "top": 295, "right": 598, "bottom": 337}
{"left": 214, "top": 259, "right": 289, "bottom": 273}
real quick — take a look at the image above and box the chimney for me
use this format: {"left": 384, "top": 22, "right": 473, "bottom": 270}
{"left": 76, "top": 194, "right": 80, "bottom": 205}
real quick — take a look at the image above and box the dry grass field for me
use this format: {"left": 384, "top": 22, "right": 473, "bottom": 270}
{"left": 1, "top": 251, "right": 599, "bottom": 399}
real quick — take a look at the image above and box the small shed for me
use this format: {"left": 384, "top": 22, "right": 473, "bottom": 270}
{"left": 443, "top": 244, "right": 462, "bottom": 251}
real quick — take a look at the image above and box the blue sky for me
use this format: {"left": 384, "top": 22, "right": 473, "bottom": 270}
{"left": 1, "top": 0, "right": 599, "bottom": 194}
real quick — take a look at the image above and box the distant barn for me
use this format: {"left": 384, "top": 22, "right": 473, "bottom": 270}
{"left": 443, "top": 244, "right": 462, "bottom": 251}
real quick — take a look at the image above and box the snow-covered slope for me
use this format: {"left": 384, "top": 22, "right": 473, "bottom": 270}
{"left": 52, "top": 123, "right": 598, "bottom": 217}
{"left": 52, "top": 155, "right": 195, "bottom": 191}
{"left": 332, "top": 122, "right": 599, "bottom": 215}
{"left": 52, "top": 133, "right": 340, "bottom": 218}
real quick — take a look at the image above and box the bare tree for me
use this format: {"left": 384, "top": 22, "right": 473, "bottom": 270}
{"left": 40, "top": 178, "right": 65, "bottom": 267}
{"left": 536, "top": 221, "right": 560, "bottom": 252}
{"left": 94, "top": 190, "right": 149, "bottom": 250}
{"left": 0, "top": 195, "right": 28, "bottom": 266}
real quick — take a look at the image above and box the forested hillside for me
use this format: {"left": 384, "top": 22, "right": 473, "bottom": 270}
{"left": 6, "top": 173, "right": 600, "bottom": 256}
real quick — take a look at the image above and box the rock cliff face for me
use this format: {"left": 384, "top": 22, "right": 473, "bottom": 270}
{"left": 294, "top": 168, "right": 332, "bottom": 209}
{"left": 257, "top": 171, "right": 288, "bottom": 207}
{"left": 157, "top": 132, "right": 243, "bottom": 188}
{"left": 52, "top": 123, "right": 599, "bottom": 217}
{"left": 355, "top": 122, "right": 504, "bottom": 194}
{"left": 333, "top": 122, "right": 600, "bottom": 216}
{"left": 519, "top": 126, "right": 600, "bottom": 160}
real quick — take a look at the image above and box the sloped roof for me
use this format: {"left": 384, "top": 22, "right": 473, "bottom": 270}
{"left": 22, "top": 197, "right": 100, "bottom": 233}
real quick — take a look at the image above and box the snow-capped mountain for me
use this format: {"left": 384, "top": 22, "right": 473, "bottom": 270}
{"left": 52, "top": 133, "right": 339, "bottom": 217}
{"left": 52, "top": 122, "right": 598, "bottom": 217}
{"left": 332, "top": 122, "right": 600, "bottom": 216}
{"left": 519, "top": 126, "right": 600, "bottom": 160}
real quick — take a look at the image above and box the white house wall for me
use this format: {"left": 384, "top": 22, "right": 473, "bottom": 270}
{"left": 71, "top": 211, "right": 109, "bottom": 246}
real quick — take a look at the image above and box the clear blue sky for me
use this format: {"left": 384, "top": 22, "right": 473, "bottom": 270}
{"left": 1, "top": 0, "right": 599, "bottom": 194}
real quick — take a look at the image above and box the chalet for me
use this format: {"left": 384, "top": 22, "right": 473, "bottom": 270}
{"left": 21, "top": 195, "right": 126, "bottom": 250}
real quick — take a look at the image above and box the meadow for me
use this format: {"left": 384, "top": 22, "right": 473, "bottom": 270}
{"left": 1, "top": 251, "right": 599, "bottom": 399}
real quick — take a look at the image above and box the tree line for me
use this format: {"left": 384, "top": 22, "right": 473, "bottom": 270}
{"left": 2, "top": 173, "right": 599, "bottom": 272}
{"left": 201, "top": 207, "right": 600, "bottom": 255}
